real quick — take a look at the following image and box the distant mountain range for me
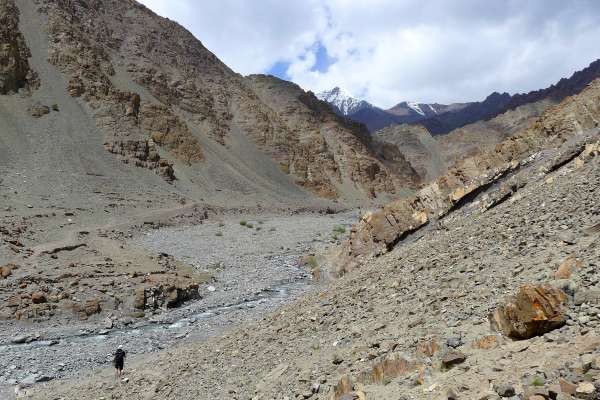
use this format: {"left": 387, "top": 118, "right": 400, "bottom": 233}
{"left": 316, "top": 87, "right": 466, "bottom": 132}
{"left": 317, "top": 58, "right": 600, "bottom": 135}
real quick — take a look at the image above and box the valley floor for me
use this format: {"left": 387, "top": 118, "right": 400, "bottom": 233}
{"left": 0, "top": 209, "right": 357, "bottom": 399}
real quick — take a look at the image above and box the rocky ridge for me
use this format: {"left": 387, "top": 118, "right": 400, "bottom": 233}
{"left": 333, "top": 78, "right": 600, "bottom": 275}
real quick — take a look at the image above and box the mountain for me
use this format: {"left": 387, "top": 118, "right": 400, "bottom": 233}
{"left": 373, "top": 124, "right": 445, "bottom": 182}
{"left": 413, "top": 59, "right": 600, "bottom": 135}
{"left": 315, "top": 86, "right": 373, "bottom": 116}
{"left": 0, "top": 0, "right": 421, "bottom": 206}
{"left": 417, "top": 91, "right": 512, "bottom": 135}
{"left": 329, "top": 59, "right": 600, "bottom": 136}
{"left": 373, "top": 95, "right": 559, "bottom": 182}
{"left": 344, "top": 106, "right": 400, "bottom": 132}
{"left": 371, "top": 60, "right": 600, "bottom": 182}
{"left": 317, "top": 87, "right": 474, "bottom": 133}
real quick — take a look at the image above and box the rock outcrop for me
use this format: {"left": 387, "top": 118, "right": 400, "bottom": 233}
{"left": 0, "top": 0, "right": 38, "bottom": 94}
{"left": 134, "top": 276, "right": 201, "bottom": 310}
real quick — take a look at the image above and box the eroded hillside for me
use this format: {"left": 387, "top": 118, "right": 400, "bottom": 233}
{"left": 21, "top": 0, "right": 417, "bottom": 201}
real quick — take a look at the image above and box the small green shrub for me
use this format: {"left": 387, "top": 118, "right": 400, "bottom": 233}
{"left": 218, "top": 222, "right": 225, "bottom": 227}
{"left": 332, "top": 225, "right": 346, "bottom": 234}
{"left": 239, "top": 220, "right": 247, "bottom": 226}
{"left": 246, "top": 223, "right": 254, "bottom": 229}
{"left": 215, "top": 232, "right": 223, "bottom": 237}
{"left": 306, "top": 256, "right": 318, "bottom": 269}
{"left": 531, "top": 376, "right": 545, "bottom": 386}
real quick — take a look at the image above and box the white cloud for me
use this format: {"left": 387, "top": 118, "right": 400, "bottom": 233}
{"left": 138, "top": 0, "right": 325, "bottom": 75}
{"left": 138, "top": 0, "right": 600, "bottom": 108}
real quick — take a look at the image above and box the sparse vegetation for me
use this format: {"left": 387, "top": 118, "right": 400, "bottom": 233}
{"left": 246, "top": 223, "right": 254, "bottom": 229}
{"left": 306, "top": 256, "right": 318, "bottom": 269}
{"left": 215, "top": 232, "right": 223, "bottom": 237}
{"left": 332, "top": 225, "right": 346, "bottom": 234}
{"left": 531, "top": 376, "right": 545, "bottom": 386}
{"left": 51, "top": 103, "right": 59, "bottom": 112}
{"left": 239, "top": 220, "right": 247, "bottom": 226}
{"left": 218, "top": 222, "right": 225, "bottom": 227}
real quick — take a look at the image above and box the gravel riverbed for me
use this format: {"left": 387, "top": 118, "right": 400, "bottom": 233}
{"left": 0, "top": 211, "right": 357, "bottom": 398}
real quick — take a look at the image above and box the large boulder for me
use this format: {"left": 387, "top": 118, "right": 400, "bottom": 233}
{"left": 491, "top": 284, "right": 567, "bottom": 339}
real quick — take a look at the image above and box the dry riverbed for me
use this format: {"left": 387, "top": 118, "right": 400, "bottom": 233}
{"left": 0, "top": 210, "right": 358, "bottom": 398}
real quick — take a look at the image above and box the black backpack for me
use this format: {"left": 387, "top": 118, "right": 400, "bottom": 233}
{"left": 114, "top": 348, "right": 125, "bottom": 364}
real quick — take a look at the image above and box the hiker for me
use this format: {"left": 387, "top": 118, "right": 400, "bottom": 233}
{"left": 114, "top": 345, "right": 126, "bottom": 380}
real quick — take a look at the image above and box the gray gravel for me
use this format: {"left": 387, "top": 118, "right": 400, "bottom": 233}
{"left": 0, "top": 211, "right": 357, "bottom": 396}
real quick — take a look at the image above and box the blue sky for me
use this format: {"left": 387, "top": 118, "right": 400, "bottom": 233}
{"left": 269, "top": 42, "right": 335, "bottom": 79}
{"left": 139, "top": 0, "right": 600, "bottom": 108}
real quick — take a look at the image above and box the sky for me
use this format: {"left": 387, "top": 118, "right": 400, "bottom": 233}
{"left": 138, "top": 0, "right": 600, "bottom": 108}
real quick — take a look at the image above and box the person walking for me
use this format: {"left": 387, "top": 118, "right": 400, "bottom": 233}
{"left": 114, "top": 345, "right": 126, "bottom": 381}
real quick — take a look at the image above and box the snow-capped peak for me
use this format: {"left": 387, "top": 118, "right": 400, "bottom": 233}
{"left": 316, "top": 87, "right": 372, "bottom": 116}
{"left": 407, "top": 101, "right": 425, "bottom": 116}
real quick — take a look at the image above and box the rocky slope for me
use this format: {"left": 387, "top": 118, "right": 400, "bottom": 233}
{"left": 244, "top": 75, "right": 416, "bottom": 199}
{"left": 0, "top": 0, "right": 38, "bottom": 94}
{"left": 373, "top": 124, "right": 445, "bottom": 182}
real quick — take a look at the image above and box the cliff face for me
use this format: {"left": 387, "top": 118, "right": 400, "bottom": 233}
{"left": 0, "top": 0, "right": 38, "bottom": 94}
{"left": 18, "top": 0, "right": 417, "bottom": 200}
{"left": 334, "top": 79, "right": 600, "bottom": 274}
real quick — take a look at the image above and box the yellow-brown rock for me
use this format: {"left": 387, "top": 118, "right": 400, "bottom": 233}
{"left": 555, "top": 256, "right": 583, "bottom": 279}
{"left": 491, "top": 284, "right": 567, "bottom": 339}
